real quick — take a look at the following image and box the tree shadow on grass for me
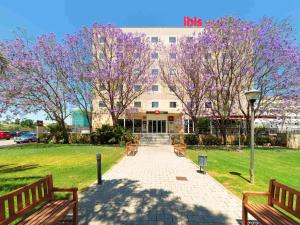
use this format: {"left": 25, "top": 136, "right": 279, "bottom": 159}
{"left": 229, "top": 171, "right": 250, "bottom": 183}
{"left": 79, "top": 179, "right": 239, "bottom": 225}
{"left": 0, "top": 164, "right": 39, "bottom": 174}
{"left": 0, "top": 176, "right": 44, "bottom": 194}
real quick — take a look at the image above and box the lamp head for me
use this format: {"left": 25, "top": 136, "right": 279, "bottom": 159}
{"left": 245, "top": 88, "right": 261, "bottom": 102}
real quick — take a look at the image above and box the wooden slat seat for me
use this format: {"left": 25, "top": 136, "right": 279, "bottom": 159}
{"left": 0, "top": 175, "right": 78, "bottom": 225}
{"left": 125, "top": 142, "right": 138, "bottom": 156}
{"left": 242, "top": 179, "right": 300, "bottom": 225}
{"left": 245, "top": 203, "right": 299, "bottom": 225}
{"left": 174, "top": 143, "right": 187, "bottom": 156}
{"left": 18, "top": 200, "right": 75, "bottom": 225}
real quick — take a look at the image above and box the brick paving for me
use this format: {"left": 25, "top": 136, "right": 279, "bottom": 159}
{"left": 79, "top": 145, "right": 254, "bottom": 225}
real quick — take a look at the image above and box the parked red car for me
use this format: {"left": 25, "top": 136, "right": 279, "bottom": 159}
{"left": 0, "top": 131, "right": 11, "bottom": 140}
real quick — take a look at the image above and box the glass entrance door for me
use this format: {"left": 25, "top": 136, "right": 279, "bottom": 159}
{"left": 148, "top": 120, "right": 166, "bottom": 133}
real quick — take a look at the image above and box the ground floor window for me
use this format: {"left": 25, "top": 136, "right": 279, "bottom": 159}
{"left": 184, "top": 119, "right": 194, "bottom": 133}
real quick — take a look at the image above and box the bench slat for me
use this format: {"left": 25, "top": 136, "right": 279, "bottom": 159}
{"left": 0, "top": 200, "right": 5, "bottom": 222}
{"left": 288, "top": 193, "right": 294, "bottom": 210}
{"left": 18, "top": 200, "right": 73, "bottom": 225}
{"left": 24, "top": 189, "right": 30, "bottom": 207}
{"left": 31, "top": 186, "right": 37, "bottom": 205}
{"left": 296, "top": 195, "right": 300, "bottom": 214}
{"left": 8, "top": 196, "right": 15, "bottom": 218}
{"left": 17, "top": 193, "right": 23, "bottom": 212}
{"left": 246, "top": 203, "right": 299, "bottom": 225}
{"left": 281, "top": 189, "right": 287, "bottom": 206}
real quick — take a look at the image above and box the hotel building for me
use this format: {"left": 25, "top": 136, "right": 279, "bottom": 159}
{"left": 92, "top": 27, "right": 203, "bottom": 134}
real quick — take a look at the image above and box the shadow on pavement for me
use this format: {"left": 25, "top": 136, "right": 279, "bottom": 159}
{"left": 79, "top": 178, "right": 237, "bottom": 225}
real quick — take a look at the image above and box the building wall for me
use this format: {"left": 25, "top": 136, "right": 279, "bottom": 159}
{"left": 92, "top": 27, "right": 203, "bottom": 132}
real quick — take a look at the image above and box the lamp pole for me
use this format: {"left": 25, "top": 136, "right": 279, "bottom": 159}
{"left": 250, "top": 99, "right": 255, "bottom": 184}
{"left": 245, "top": 88, "right": 260, "bottom": 184}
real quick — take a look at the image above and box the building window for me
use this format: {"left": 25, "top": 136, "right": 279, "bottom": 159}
{"left": 169, "top": 85, "right": 176, "bottom": 92}
{"left": 99, "top": 53, "right": 104, "bottom": 59}
{"left": 134, "top": 101, "right": 141, "bottom": 108}
{"left": 99, "top": 36, "right": 106, "bottom": 43}
{"left": 151, "top": 37, "right": 158, "bottom": 43}
{"left": 169, "top": 37, "right": 176, "bottom": 43}
{"left": 99, "top": 101, "right": 105, "bottom": 107}
{"left": 151, "top": 52, "right": 158, "bottom": 59}
{"left": 186, "top": 36, "right": 193, "bottom": 42}
{"left": 134, "top": 85, "right": 141, "bottom": 92}
{"left": 152, "top": 101, "right": 159, "bottom": 108}
{"left": 152, "top": 85, "right": 159, "bottom": 92}
{"left": 184, "top": 119, "right": 194, "bottom": 133}
{"left": 134, "top": 52, "right": 140, "bottom": 59}
{"left": 169, "top": 102, "right": 177, "bottom": 108}
{"left": 169, "top": 53, "right": 176, "bottom": 59}
{"left": 151, "top": 69, "right": 159, "bottom": 76}
{"left": 169, "top": 68, "right": 176, "bottom": 75}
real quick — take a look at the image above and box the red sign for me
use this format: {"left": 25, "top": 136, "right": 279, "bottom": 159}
{"left": 155, "top": 110, "right": 160, "bottom": 114}
{"left": 184, "top": 16, "right": 203, "bottom": 27}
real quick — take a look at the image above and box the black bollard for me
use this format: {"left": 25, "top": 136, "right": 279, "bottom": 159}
{"left": 96, "top": 153, "right": 102, "bottom": 185}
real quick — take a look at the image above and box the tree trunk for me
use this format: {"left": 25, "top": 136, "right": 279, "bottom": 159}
{"left": 219, "top": 119, "right": 227, "bottom": 145}
{"left": 60, "top": 122, "right": 69, "bottom": 144}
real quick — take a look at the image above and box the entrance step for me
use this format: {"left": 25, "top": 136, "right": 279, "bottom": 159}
{"left": 140, "top": 133, "right": 171, "bottom": 145}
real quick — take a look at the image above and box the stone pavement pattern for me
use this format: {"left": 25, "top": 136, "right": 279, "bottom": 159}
{"left": 79, "top": 145, "right": 253, "bottom": 225}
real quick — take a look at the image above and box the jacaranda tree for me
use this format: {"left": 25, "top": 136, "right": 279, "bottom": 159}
{"left": 0, "top": 34, "right": 72, "bottom": 143}
{"left": 69, "top": 24, "right": 155, "bottom": 126}
{"left": 160, "top": 35, "right": 213, "bottom": 134}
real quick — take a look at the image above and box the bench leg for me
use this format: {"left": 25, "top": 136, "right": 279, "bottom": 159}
{"left": 242, "top": 206, "right": 248, "bottom": 225}
{"left": 73, "top": 203, "right": 78, "bottom": 225}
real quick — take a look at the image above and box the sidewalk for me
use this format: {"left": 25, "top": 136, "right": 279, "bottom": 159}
{"left": 79, "top": 145, "right": 249, "bottom": 225}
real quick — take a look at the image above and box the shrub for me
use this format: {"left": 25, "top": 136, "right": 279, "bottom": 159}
{"left": 273, "top": 133, "right": 287, "bottom": 146}
{"left": 255, "top": 135, "right": 271, "bottom": 146}
{"left": 184, "top": 134, "right": 199, "bottom": 145}
{"left": 202, "top": 135, "right": 222, "bottom": 145}
{"left": 47, "top": 123, "right": 71, "bottom": 143}
{"left": 38, "top": 133, "right": 51, "bottom": 144}
{"left": 90, "top": 124, "right": 133, "bottom": 145}
{"left": 69, "top": 134, "right": 90, "bottom": 144}
{"left": 170, "top": 134, "right": 181, "bottom": 145}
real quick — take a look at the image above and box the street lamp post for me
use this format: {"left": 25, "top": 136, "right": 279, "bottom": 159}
{"left": 245, "top": 88, "right": 261, "bottom": 184}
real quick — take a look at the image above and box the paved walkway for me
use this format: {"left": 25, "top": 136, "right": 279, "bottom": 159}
{"left": 79, "top": 145, "right": 252, "bottom": 225}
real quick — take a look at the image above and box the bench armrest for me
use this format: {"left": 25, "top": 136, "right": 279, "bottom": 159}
{"left": 243, "top": 191, "right": 270, "bottom": 204}
{"left": 52, "top": 187, "right": 78, "bottom": 201}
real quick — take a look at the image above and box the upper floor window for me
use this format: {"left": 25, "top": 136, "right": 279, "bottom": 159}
{"left": 186, "top": 36, "right": 193, "bottom": 42}
{"left": 99, "top": 36, "right": 106, "bottom": 43}
{"left": 134, "top": 85, "right": 141, "bottom": 92}
{"left": 151, "top": 37, "right": 159, "bottom": 43}
{"left": 169, "top": 85, "right": 176, "bottom": 92}
{"left": 134, "top": 101, "right": 141, "bottom": 108}
{"left": 99, "top": 53, "right": 105, "bottom": 59}
{"left": 134, "top": 52, "right": 141, "bottom": 59}
{"left": 169, "top": 53, "right": 176, "bottom": 60}
{"left": 152, "top": 85, "right": 159, "bottom": 92}
{"left": 99, "top": 101, "right": 106, "bottom": 108}
{"left": 152, "top": 101, "right": 159, "bottom": 108}
{"left": 151, "top": 52, "right": 158, "bottom": 59}
{"left": 169, "top": 37, "right": 176, "bottom": 43}
{"left": 169, "top": 102, "right": 177, "bottom": 108}
{"left": 151, "top": 69, "right": 159, "bottom": 76}
{"left": 169, "top": 68, "right": 176, "bottom": 75}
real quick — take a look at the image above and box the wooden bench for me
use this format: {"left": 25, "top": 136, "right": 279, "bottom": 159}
{"left": 242, "top": 179, "right": 300, "bottom": 225}
{"left": 0, "top": 175, "right": 78, "bottom": 225}
{"left": 174, "top": 143, "right": 187, "bottom": 156}
{"left": 125, "top": 142, "right": 138, "bottom": 156}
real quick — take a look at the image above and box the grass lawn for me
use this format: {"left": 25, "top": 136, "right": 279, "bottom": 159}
{"left": 0, "top": 144, "right": 124, "bottom": 197}
{"left": 187, "top": 147, "right": 300, "bottom": 203}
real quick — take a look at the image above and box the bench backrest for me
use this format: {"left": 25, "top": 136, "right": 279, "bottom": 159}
{"left": 0, "top": 175, "right": 54, "bottom": 225}
{"left": 269, "top": 179, "right": 300, "bottom": 218}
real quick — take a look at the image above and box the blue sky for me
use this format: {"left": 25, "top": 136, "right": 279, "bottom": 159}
{"left": 1, "top": 0, "right": 300, "bottom": 122}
